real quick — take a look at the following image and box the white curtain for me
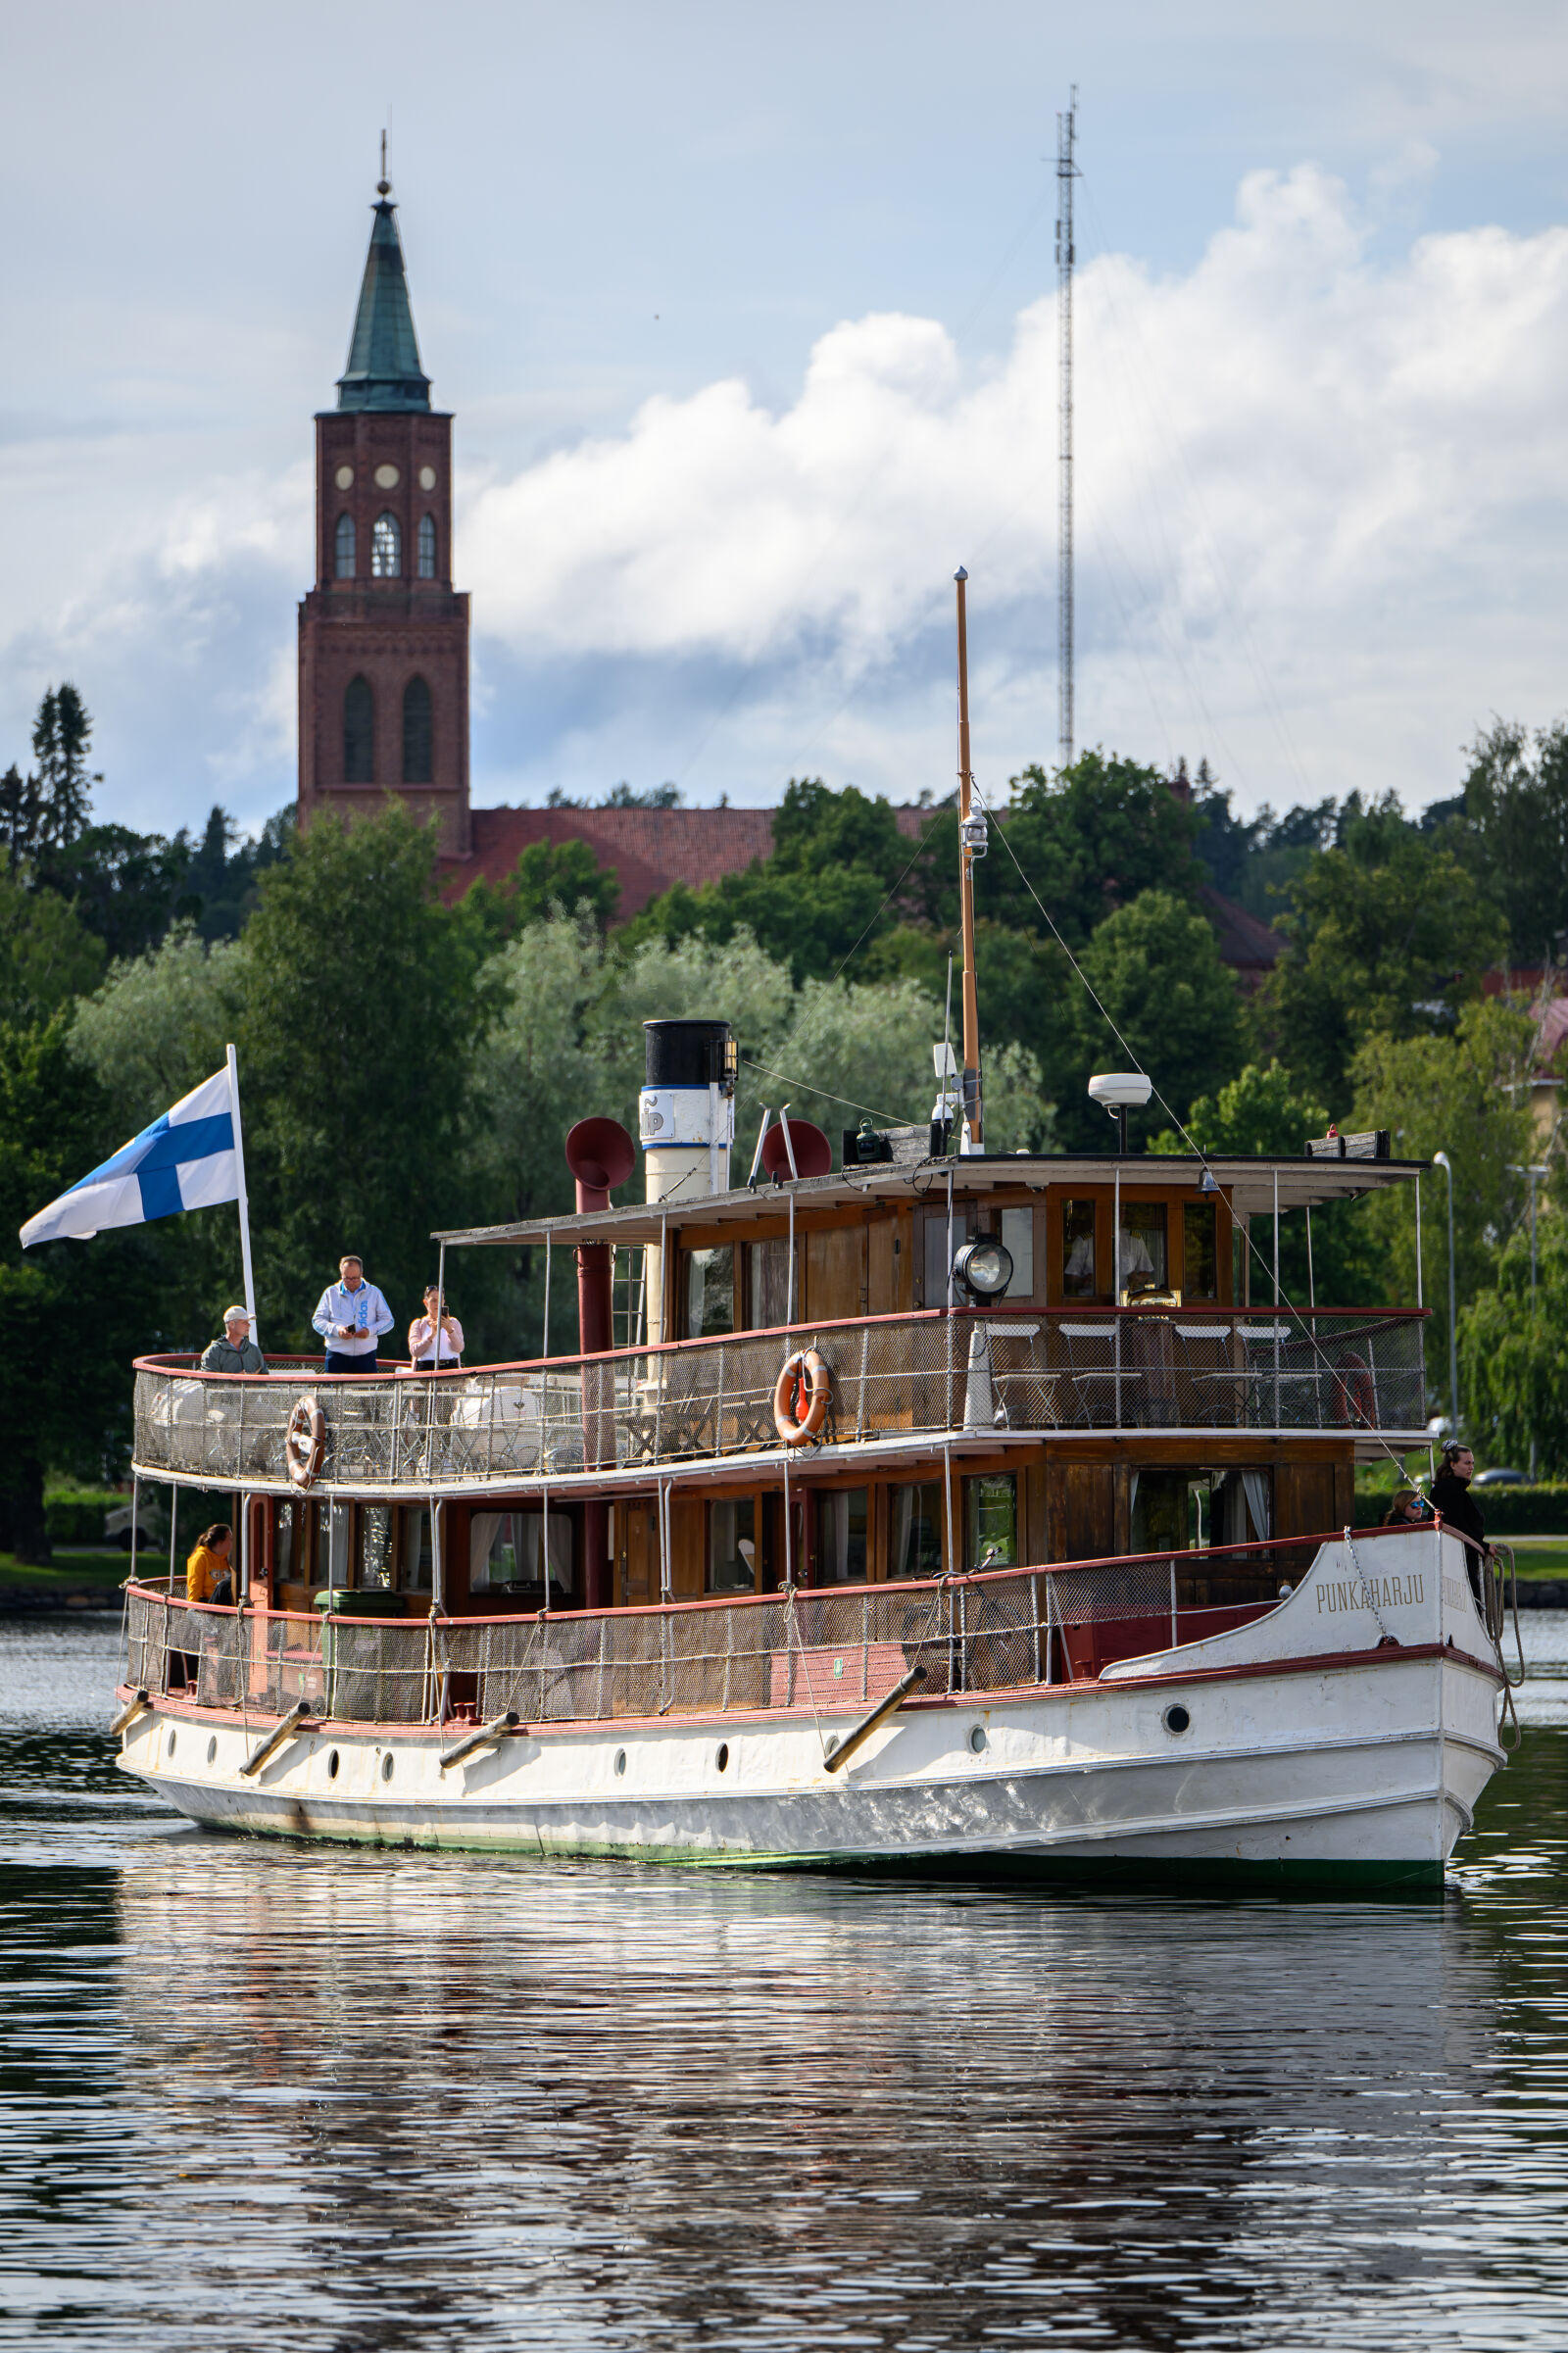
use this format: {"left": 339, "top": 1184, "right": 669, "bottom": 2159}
{"left": 1241, "top": 1471, "right": 1271, "bottom": 1544}
{"left": 469, "top": 1511, "right": 504, "bottom": 1591}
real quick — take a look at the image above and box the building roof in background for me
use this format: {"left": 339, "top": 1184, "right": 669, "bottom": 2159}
{"left": 336, "top": 195, "right": 431, "bottom": 413}
{"left": 448, "top": 803, "right": 930, "bottom": 923}
{"left": 444, "top": 804, "right": 1284, "bottom": 979}
{"left": 1196, "top": 885, "right": 1283, "bottom": 978}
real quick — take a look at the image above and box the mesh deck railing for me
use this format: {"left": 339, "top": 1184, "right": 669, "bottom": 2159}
{"left": 123, "top": 1537, "right": 1340, "bottom": 1731}
{"left": 130, "top": 1309, "right": 1427, "bottom": 1495}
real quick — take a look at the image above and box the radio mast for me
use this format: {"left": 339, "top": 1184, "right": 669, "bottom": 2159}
{"left": 1055, "top": 87, "right": 1078, "bottom": 772}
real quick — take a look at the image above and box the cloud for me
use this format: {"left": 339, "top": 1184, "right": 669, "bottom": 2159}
{"left": 465, "top": 163, "right": 1568, "bottom": 810}
{"left": 6, "top": 161, "right": 1568, "bottom": 828}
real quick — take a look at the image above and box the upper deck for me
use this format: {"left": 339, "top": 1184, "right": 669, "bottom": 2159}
{"left": 131, "top": 1299, "right": 1427, "bottom": 1497}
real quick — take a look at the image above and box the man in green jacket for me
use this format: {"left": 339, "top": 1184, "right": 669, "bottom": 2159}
{"left": 200, "top": 1306, "right": 268, "bottom": 1376}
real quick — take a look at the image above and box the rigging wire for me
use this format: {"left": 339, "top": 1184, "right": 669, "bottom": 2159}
{"left": 740, "top": 1057, "right": 907, "bottom": 1128}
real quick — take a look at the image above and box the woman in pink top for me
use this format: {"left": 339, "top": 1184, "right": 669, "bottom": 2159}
{"left": 409, "top": 1287, "right": 464, "bottom": 1370}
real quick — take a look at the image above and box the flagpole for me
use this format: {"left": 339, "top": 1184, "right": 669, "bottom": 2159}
{"left": 226, "top": 1044, "right": 260, "bottom": 1351}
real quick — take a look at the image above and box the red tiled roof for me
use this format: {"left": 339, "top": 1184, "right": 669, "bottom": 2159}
{"left": 442, "top": 803, "right": 931, "bottom": 922}
{"left": 1197, "top": 885, "right": 1283, "bottom": 974}
{"left": 441, "top": 804, "right": 1283, "bottom": 980}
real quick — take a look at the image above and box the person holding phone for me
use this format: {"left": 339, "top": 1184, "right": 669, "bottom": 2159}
{"left": 312, "top": 1255, "right": 394, "bottom": 1374}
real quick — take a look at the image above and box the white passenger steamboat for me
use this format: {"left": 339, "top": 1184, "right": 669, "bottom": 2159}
{"left": 113, "top": 598, "right": 1514, "bottom": 1889}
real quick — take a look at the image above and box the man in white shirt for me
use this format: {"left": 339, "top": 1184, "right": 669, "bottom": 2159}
{"left": 312, "top": 1255, "right": 394, "bottom": 1374}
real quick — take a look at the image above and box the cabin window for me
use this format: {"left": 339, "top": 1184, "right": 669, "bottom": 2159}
{"left": 325, "top": 1501, "right": 355, "bottom": 1588}
{"left": 745, "top": 1237, "right": 793, "bottom": 1329}
{"left": 923, "top": 1207, "right": 975, "bottom": 1306}
{"left": 685, "top": 1245, "right": 734, "bottom": 1338}
{"left": 333, "top": 513, "right": 356, "bottom": 578}
{"left": 1183, "top": 1201, "right": 1219, "bottom": 1299}
{"left": 274, "top": 1500, "right": 297, "bottom": 1586}
{"left": 708, "top": 1496, "right": 757, "bottom": 1593}
{"left": 1129, "top": 1467, "right": 1271, "bottom": 1554}
{"left": 471, "top": 1508, "right": 573, "bottom": 1599}
{"left": 965, "top": 1472, "right": 1017, "bottom": 1569}
{"left": 1000, "top": 1206, "right": 1035, "bottom": 1299}
{"left": 1118, "top": 1201, "right": 1168, "bottom": 1299}
{"left": 397, "top": 1505, "right": 433, "bottom": 1591}
{"left": 371, "top": 510, "right": 402, "bottom": 576}
{"left": 814, "top": 1489, "right": 869, "bottom": 1585}
{"left": 889, "top": 1480, "right": 944, "bottom": 1578}
{"left": 361, "top": 1505, "right": 394, "bottom": 1590}
{"left": 1061, "top": 1199, "right": 1098, "bottom": 1299}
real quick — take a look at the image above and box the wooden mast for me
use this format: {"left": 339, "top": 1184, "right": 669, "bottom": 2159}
{"left": 955, "top": 567, "right": 982, "bottom": 1151}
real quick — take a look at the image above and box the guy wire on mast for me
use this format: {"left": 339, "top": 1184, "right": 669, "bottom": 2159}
{"left": 1055, "top": 86, "right": 1078, "bottom": 773}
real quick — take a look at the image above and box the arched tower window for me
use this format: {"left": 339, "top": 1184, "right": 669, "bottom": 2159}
{"left": 370, "top": 511, "right": 402, "bottom": 578}
{"left": 417, "top": 514, "right": 437, "bottom": 580}
{"left": 344, "top": 676, "right": 374, "bottom": 783}
{"left": 334, "top": 514, "right": 356, "bottom": 579}
{"left": 402, "top": 677, "right": 433, "bottom": 784}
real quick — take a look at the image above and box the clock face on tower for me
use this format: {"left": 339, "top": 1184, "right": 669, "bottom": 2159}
{"left": 419, "top": 466, "right": 437, "bottom": 491}
{"left": 374, "top": 464, "right": 401, "bottom": 489}
{"left": 335, "top": 466, "right": 354, "bottom": 489}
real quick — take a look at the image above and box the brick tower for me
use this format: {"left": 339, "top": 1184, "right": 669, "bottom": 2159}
{"left": 298, "top": 175, "right": 470, "bottom": 855}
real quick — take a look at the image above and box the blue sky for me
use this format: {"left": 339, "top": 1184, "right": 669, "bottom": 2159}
{"left": 3, "top": 1, "right": 1567, "bottom": 839}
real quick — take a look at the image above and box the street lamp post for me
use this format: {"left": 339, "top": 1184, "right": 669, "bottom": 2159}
{"left": 1431, "top": 1152, "right": 1458, "bottom": 1435}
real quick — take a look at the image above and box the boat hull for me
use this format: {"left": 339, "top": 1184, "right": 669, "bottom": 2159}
{"left": 116, "top": 1528, "right": 1506, "bottom": 1890}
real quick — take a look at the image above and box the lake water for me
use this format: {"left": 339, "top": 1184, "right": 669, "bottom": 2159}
{"left": 4, "top": 1614, "right": 1568, "bottom": 2351}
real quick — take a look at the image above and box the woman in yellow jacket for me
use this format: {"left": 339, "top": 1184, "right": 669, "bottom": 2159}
{"left": 186, "top": 1524, "right": 234, "bottom": 1605}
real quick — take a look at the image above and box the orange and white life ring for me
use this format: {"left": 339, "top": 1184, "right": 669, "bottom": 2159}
{"left": 1334, "top": 1351, "right": 1377, "bottom": 1429}
{"left": 773, "top": 1348, "right": 830, "bottom": 1446}
{"left": 285, "top": 1394, "right": 326, "bottom": 1490}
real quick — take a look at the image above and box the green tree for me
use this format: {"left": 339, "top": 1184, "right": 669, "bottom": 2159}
{"left": 1255, "top": 799, "right": 1508, "bottom": 1103}
{"left": 235, "top": 805, "right": 504, "bottom": 1346}
{"left": 989, "top": 752, "right": 1204, "bottom": 948}
{"left": 30, "top": 684, "right": 97, "bottom": 853}
{"left": 1451, "top": 717, "right": 1568, "bottom": 969}
{"left": 0, "top": 874, "right": 106, "bottom": 1024}
{"left": 1460, "top": 1207, "right": 1568, "bottom": 1475}
{"left": 0, "top": 1018, "right": 160, "bottom": 1560}
{"left": 1348, "top": 996, "right": 1537, "bottom": 1400}
{"left": 623, "top": 779, "right": 918, "bottom": 983}
{"left": 463, "top": 837, "right": 621, "bottom": 945}
{"left": 182, "top": 803, "right": 295, "bottom": 940}
{"left": 1063, "top": 889, "right": 1243, "bottom": 1146}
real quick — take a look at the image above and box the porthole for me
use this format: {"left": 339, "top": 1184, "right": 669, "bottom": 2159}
{"left": 1163, "top": 1703, "right": 1191, "bottom": 1737}
{"left": 613, "top": 1748, "right": 627, "bottom": 1777}
{"left": 206, "top": 1737, "right": 217, "bottom": 1764}
{"left": 968, "top": 1724, "right": 988, "bottom": 1754}
{"left": 327, "top": 1749, "right": 340, "bottom": 1780}
{"left": 167, "top": 1729, "right": 176, "bottom": 1758}
{"left": 715, "top": 1742, "right": 729, "bottom": 1773}
{"left": 381, "top": 1752, "right": 395, "bottom": 1782}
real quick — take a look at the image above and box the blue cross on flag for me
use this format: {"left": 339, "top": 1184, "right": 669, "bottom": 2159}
{"left": 21, "top": 1066, "right": 240, "bottom": 1247}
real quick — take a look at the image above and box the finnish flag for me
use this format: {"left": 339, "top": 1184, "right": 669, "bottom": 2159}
{"left": 21, "top": 1066, "right": 241, "bottom": 1247}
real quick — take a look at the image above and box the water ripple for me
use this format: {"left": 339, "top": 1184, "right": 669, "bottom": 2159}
{"left": 1, "top": 1618, "right": 1566, "bottom": 2349}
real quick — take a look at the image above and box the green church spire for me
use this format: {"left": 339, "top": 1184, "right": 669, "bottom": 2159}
{"left": 336, "top": 176, "right": 431, "bottom": 414}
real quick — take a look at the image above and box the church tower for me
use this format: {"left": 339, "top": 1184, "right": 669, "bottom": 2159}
{"left": 298, "top": 174, "right": 471, "bottom": 856}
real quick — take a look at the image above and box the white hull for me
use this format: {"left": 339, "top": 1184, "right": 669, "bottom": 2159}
{"left": 118, "top": 1528, "right": 1506, "bottom": 1889}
